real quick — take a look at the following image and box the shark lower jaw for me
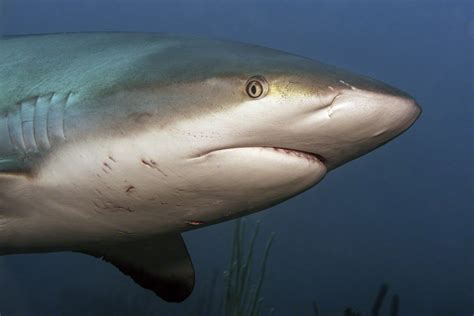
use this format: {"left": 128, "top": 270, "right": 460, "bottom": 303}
{"left": 184, "top": 145, "right": 327, "bottom": 221}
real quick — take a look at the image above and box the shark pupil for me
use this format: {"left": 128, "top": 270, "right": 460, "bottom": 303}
{"left": 251, "top": 84, "right": 257, "bottom": 94}
{"left": 246, "top": 78, "right": 265, "bottom": 98}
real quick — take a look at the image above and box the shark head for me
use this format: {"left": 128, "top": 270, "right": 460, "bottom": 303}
{"left": 4, "top": 34, "right": 418, "bottom": 231}
{"left": 172, "top": 51, "right": 422, "bottom": 172}
{"left": 44, "top": 35, "right": 420, "bottom": 228}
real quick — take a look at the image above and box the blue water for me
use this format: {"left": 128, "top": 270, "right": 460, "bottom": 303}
{"left": 0, "top": 1, "right": 472, "bottom": 315}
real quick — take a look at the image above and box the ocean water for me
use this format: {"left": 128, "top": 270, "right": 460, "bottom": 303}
{"left": 0, "top": 1, "right": 472, "bottom": 315}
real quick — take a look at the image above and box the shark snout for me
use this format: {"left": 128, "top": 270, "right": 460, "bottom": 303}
{"left": 315, "top": 89, "right": 421, "bottom": 169}
{"left": 355, "top": 91, "right": 421, "bottom": 138}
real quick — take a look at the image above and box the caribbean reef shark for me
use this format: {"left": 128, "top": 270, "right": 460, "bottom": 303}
{"left": 0, "top": 33, "right": 421, "bottom": 302}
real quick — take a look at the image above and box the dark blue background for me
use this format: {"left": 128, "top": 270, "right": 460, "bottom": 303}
{"left": 0, "top": 1, "right": 472, "bottom": 315}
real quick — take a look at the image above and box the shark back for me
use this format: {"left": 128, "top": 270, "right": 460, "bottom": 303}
{"left": 0, "top": 33, "right": 178, "bottom": 173}
{"left": 0, "top": 33, "right": 178, "bottom": 111}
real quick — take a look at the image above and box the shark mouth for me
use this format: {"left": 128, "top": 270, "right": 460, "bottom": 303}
{"left": 193, "top": 146, "right": 326, "bottom": 166}
{"left": 269, "top": 147, "right": 326, "bottom": 164}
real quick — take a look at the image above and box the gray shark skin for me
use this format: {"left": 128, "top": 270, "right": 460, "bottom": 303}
{"left": 0, "top": 33, "right": 421, "bottom": 302}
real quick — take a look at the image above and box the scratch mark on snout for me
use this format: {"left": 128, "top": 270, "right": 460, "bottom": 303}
{"left": 125, "top": 185, "right": 136, "bottom": 193}
{"left": 327, "top": 93, "right": 341, "bottom": 119}
{"left": 339, "top": 79, "right": 359, "bottom": 91}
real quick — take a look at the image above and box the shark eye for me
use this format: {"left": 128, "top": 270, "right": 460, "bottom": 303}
{"left": 246, "top": 76, "right": 268, "bottom": 99}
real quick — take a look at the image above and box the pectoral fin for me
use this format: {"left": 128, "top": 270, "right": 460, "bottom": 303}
{"left": 83, "top": 234, "right": 195, "bottom": 302}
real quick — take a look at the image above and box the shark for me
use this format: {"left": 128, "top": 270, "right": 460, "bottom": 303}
{"left": 0, "top": 33, "right": 421, "bottom": 302}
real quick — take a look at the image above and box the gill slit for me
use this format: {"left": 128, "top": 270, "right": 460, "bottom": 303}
{"left": 45, "top": 93, "right": 54, "bottom": 146}
{"left": 6, "top": 111, "right": 16, "bottom": 152}
{"left": 7, "top": 106, "right": 26, "bottom": 153}
{"left": 44, "top": 93, "right": 54, "bottom": 148}
{"left": 62, "top": 91, "right": 71, "bottom": 140}
{"left": 31, "top": 96, "right": 40, "bottom": 152}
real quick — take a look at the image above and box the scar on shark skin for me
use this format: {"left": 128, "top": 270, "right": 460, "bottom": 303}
{"left": 141, "top": 159, "right": 155, "bottom": 168}
{"left": 128, "top": 112, "right": 153, "bottom": 124}
{"left": 94, "top": 201, "right": 135, "bottom": 213}
{"left": 141, "top": 159, "right": 168, "bottom": 177}
{"left": 101, "top": 156, "right": 118, "bottom": 174}
{"left": 339, "top": 79, "right": 359, "bottom": 91}
{"left": 125, "top": 185, "right": 136, "bottom": 193}
{"left": 102, "top": 164, "right": 111, "bottom": 174}
{"left": 186, "top": 220, "right": 205, "bottom": 226}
